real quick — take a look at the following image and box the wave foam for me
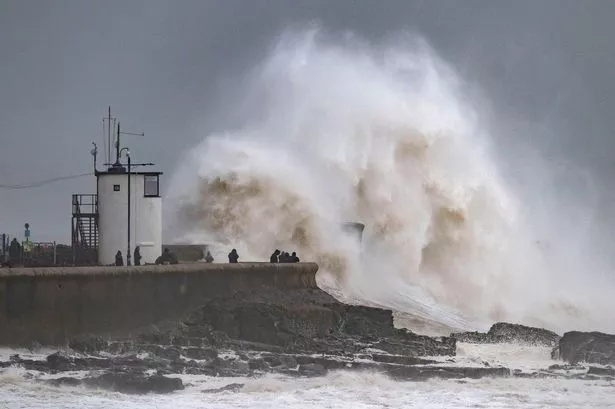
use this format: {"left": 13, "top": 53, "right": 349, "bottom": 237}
{"left": 166, "top": 26, "right": 615, "bottom": 334}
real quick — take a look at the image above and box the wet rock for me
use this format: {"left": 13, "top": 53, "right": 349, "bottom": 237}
{"left": 232, "top": 340, "right": 284, "bottom": 353}
{"left": 587, "top": 366, "right": 615, "bottom": 376}
{"left": 488, "top": 323, "right": 560, "bottom": 346}
{"left": 44, "top": 372, "right": 184, "bottom": 394}
{"left": 452, "top": 331, "right": 490, "bottom": 344}
{"left": 294, "top": 355, "right": 354, "bottom": 370}
{"left": 356, "top": 353, "right": 436, "bottom": 366}
{"left": 453, "top": 323, "right": 560, "bottom": 347}
{"left": 262, "top": 354, "right": 297, "bottom": 369}
{"left": 262, "top": 355, "right": 282, "bottom": 367}
{"left": 226, "top": 360, "right": 250, "bottom": 375}
{"left": 46, "top": 352, "right": 75, "bottom": 372}
{"left": 176, "top": 288, "right": 456, "bottom": 357}
{"left": 338, "top": 305, "right": 394, "bottom": 338}
{"left": 512, "top": 371, "right": 557, "bottom": 379}
{"left": 207, "top": 358, "right": 250, "bottom": 376}
{"left": 372, "top": 334, "right": 455, "bottom": 357}
{"left": 202, "top": 383, "right": 244, "bottom": 393}
{"left": 84, "top": 373, "right": 184, "bottom": 394}
{"left": 297, "top": 363, "right": 327, "bottom": 377}
{"left": 248, "top": 358, "right": 267, "bottom": 370}
{"left": 559, "top": 331, "right": 615, "bottom": 365}
{"left": 548, "top": 364, "right": 583, "bottom": 371}
{"left": 74, "top": 356, "right": 112, "bottom": 370}
{"left": 182, "top": 347, "right": 218, "bottom": 361}
{"left": 384, "top": 365, "right": 511, "bottom": 381}
{"left": 157, "top": 346, "right": 182, "bottom": 361}
{"left": 46, "top": 377, "right": 83, "bottom": 387}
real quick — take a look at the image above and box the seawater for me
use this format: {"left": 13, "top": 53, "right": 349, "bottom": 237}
{"left": 1, "top": 345, "right": 613, "bottom": 409}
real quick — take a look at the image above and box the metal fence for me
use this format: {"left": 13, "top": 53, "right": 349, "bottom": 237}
{"left": 23, "top": 242, "right": 58, "bottom": 267}
{"left": 1, "top": 233, "right": 9, "bottom": 264}
{"left": 0, "top": 238, "right": 63, "bottom": 267}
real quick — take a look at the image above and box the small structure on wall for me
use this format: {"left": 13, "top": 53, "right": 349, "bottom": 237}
{"left": 72, "top": 107, "right": 162, "bottom": 266}
{"left": 342, "top": 222, "right": 365, "bottom": 243}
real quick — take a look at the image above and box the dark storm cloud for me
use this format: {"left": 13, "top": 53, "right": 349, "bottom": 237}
{"left": 1, "top": 0, "right": 614, "bottom": 242}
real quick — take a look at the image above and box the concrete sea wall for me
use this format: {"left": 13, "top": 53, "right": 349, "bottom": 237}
{"left": 0, "top": 262, "right": 318, "bottom": 347}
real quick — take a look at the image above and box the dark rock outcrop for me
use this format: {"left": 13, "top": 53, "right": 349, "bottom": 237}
{"left": 297, "top": 363, "right": 327, "bottom": 377}
{"left": 453, "top": 322, "right": 560, "bottom": 347}
{"left": 384, "top": 365, "right": 511, "bottom": 381}
{"left": 559, "top": 331, "right": 615, "bottom": 365}
{"left": 180, "top": 288, "right": 456, "bottom": 357}
{"left": 44, "top": 373, "right": 184, "bottom": 394}
{"left": 86, "top": 373, "right": 184, "bottom": 394}
{"left": 587, "top": 366, "right": 615, "bottom": 376}
{"left": 202, "top": 383, "right": 244, "bottom": 394}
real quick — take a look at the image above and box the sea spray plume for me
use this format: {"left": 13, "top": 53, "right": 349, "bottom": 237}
{"left": 167, "top": 28, "right": 612, "bottom": 333}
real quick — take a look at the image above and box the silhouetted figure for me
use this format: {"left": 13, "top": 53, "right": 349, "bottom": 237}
{"left": 115, "top": 250, "right": 124, "bottom": 266}
{"left": 291, "top": 251, "right": 300, "bottom": 263}
{"left": 9, "top": 238, "right": 20, "bottom": 264}
{"left": 205, "top": 250, "right": 214, "bottom": 263}
{"left": 156, "top": 248, "right": 178, "bottom": 265}
{"left": 270, "top": 249, "right": 280, "bottom": 263}
{"left": 228, "top": 248, "right": 239, "bottom": 263}
{"left": 133, "top": 246, "right": 142, "bottom": 266}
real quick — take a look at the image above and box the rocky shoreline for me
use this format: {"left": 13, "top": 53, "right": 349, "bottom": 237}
{"left": 1, "top": 286, "right": 614, "bottom": 394}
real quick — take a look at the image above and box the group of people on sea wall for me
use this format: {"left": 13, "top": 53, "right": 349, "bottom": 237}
{"left": 114, "top": 246, "right": 178, "bottom": 266}
{"left": 269, "top": 249, "right": 300, "bottom": 263}
{"left": 113, "top": 246, "right": 302, "bottom": 265}
{"left": 202, "top": 248, "right": 301, "bottom": 264}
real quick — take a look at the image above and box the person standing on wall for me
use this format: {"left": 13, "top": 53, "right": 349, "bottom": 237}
{"left": 133, "top": 246, "right": 142, "bottom": 266}
{"left": 115, "top": 250, "right": 124, "bottom": 266}
{"left": 228, "top": 248, "right": 239, "bottom": 263}
{"left": 270, "top": 249, "right": 280, "bottom": 263}
{"left": 9, "top": 238, "right": 20, "bottom": 265}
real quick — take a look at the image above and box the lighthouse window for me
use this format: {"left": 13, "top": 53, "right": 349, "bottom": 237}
{"left": 144, "top": 175, "right": 159, "bottom": 197}
{"left": 113, "top": 184, "right": 120, "bottom": 192}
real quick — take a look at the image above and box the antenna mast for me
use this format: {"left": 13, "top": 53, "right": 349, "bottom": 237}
{"left": 107, "top": 106, "right": 111, "bottom": 165}
{"left": 115, "top": 122, "right": 121, "bottom": 164}
{"left": 102, "top": 106, "right": 117, "bottom": 165}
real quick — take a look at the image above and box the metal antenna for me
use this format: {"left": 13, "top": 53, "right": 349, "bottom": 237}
{"left": 108, "top": 106, "right": 111, "bottom": 165}
{"left": 102, "top": 106, "right": 117, "bottom": 166}
{"left": 115, "top": 122, "right": 121, "bottom": 164}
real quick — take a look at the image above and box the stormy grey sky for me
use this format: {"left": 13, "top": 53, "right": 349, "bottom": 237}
{"left": 1, "top": 0, "right": 614, "bottom": 243}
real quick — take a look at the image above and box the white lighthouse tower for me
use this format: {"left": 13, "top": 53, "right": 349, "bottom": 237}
{"left": 97, "top": 163, "right": 163, "bottom": 266}
{"left": 75, "top": 108, "right": 163, "bottom": 266}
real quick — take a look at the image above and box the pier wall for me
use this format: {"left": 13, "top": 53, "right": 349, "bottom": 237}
{"left": 0, "top": 262, "right": 318, "bottom": 347}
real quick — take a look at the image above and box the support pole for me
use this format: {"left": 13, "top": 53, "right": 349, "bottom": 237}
{"left": 116, "top": 122, "right": 121, "bottom": 164}
{"left": 127, "top": 153, "right": 132, "bottom": 266}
